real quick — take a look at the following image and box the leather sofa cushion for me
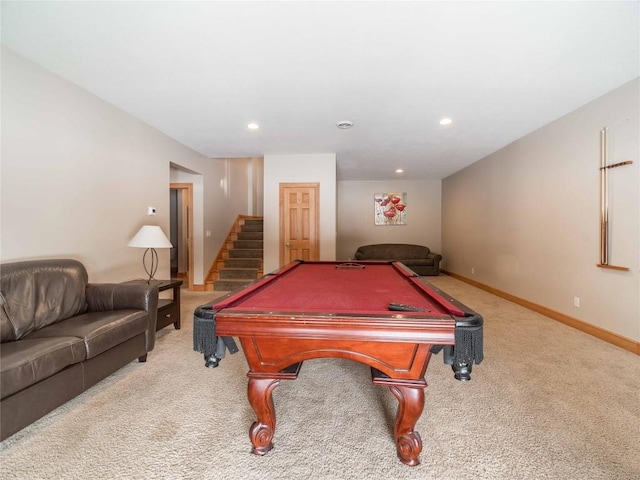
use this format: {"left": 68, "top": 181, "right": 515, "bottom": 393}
{"left": 398, "top": 258, "right": 435, "bottom": 266}
{"left": 28, "top": 310, "right": 148, "bottom": 360}
{"left": 0, "top": 336, "right": 86, "bottom": 399}
{"left": 0, "top": 259, "right": 88, "bottom": 341}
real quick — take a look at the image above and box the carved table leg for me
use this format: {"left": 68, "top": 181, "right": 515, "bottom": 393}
{"left": 389, "top": 385, "right": 425, "bottom": 466}
{"left": 247, "top": 377, "right": 281, "bottom": 455}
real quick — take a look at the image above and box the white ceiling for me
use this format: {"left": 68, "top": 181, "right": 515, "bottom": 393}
{"left": 2, "top": 1, "right": 638, "bottom": 180}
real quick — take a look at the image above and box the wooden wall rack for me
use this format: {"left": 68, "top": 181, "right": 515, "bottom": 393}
{"left": 597, "top": 127, "right": 632, "bottom": 271}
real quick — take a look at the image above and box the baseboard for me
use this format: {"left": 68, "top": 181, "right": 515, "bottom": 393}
{"left": 442, "top": 270, "right": 639, "bottom": 356}
{"left": 191, "top": 284, "right": 207, "bottom": 292}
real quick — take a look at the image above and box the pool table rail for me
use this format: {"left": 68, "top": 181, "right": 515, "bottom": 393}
{"left": 214, "top": 311, "right": 456, "bottom": 344}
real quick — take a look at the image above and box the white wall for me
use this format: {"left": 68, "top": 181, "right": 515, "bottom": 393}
{"left": 442, "top": 78, "right": 639, "bottom": 342}
{"left": 248, "top": 157, "right": 264, "bottom": 216}
{"left": 263, "top": 154, "right": 336, "bottom": 274}
{"left": 1, "top": 48, "right": 250, "bottom": 284}
{"left": 337, "top": 180, "right": 442, "bottom": 260}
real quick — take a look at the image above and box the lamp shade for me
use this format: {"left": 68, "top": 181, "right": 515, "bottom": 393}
{"left": 127, "top": 225, "right": 173, "bottom": 249}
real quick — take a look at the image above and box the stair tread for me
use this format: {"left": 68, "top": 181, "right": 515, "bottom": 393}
{"left": 214, "top": 279, "right": 257, "bottom": 291}
{"left": 218, "top": 267, "right": 260, "bottom": 279}
{"left": 214, "top": 278, "right": 255, "bottom": 283}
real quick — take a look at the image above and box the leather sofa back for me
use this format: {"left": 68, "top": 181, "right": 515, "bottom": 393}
{"left": 355, "top": 244, "right": 431, "bottom": 260}
{"left": 0, "top": 259, "right": 88, "bottom": 342}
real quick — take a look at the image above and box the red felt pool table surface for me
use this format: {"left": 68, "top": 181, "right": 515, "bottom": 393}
{"left": 215, "top": 260, "right": 465, "bottom": 317}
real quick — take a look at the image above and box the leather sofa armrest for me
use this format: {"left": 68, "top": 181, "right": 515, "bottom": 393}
{"left": 426, "top": 253, "right": 443, "bottom": 263}
{"left": 86, "top": 284, "right": 159, "bottom": 352}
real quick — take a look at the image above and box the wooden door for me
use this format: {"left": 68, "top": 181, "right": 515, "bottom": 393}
{"left": 279, "top": 183, "right": 319, "bottom": 267}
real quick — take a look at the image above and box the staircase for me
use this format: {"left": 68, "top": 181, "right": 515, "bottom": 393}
{"left": 206, "top": 216, "right": 263, "bottom": 291}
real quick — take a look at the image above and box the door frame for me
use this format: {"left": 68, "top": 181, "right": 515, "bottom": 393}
{"left": 170, "top": 182, "right": 194, "bottom": 290}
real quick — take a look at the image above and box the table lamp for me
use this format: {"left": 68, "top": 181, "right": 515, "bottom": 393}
{"left": 127, "top": 225, "right": 173, "bottom": 283}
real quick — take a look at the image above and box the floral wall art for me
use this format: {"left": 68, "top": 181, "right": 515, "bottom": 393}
{"left": 374, "top": 193, "right": 407, "bottom": 225}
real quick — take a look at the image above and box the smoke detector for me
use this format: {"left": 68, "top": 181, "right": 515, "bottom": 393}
{"left": 336, "top": 120, "right": 353, "bottom": 129}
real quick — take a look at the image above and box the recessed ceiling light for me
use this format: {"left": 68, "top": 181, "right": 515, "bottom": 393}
{"left": 247, "top": 123, "right": 259, "bottom": 130}
{"left": 439, "top": 118, "right": 453, "bottom": 125}
{"left": 336, "top": 120, "right": 353, "bottom": 129}
{"left": 395, "top": 169, "right": 404, "bottom": 174}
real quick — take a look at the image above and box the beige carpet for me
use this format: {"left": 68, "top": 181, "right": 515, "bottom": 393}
{"left": 1, "top": 275, "right": 638, "bottom": 480}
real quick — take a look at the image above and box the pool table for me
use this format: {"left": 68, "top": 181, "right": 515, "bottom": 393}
{"left": 194, "top": 260, "right": 483, "bottom": 466}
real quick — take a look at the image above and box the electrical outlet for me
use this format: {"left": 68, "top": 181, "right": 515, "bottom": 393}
{"left": 573, "top": 296, "right": 580, "bottom": 308}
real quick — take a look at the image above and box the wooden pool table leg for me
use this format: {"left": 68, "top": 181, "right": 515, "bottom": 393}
{"left": 389, "top": 384, "right": 424, "bottom": 466}
{"left": 247, "top": 377, "right": 280, "bottom": 455}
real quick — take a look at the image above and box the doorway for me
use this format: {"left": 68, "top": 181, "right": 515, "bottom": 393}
{"left": 170, "top": 183, "right": 194, "bottom": 289}
{"left": 279, "top": 183, "right": 319, "bottom": 267}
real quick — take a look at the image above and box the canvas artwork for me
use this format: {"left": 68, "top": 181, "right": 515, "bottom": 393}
{"left": 374, "top": 193, "right": 407, "bottom": 225}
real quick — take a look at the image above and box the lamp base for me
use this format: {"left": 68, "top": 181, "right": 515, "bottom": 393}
{"left": 142, "top": 248, "right": 159, "bottom": 283}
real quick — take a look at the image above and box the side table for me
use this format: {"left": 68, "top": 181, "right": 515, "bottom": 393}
{"left": 123, "top": 279, "right": 183, "bottom": 331}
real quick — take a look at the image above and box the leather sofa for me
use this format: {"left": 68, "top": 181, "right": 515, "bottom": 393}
{"left": 0, "top": 259, "right": 159, "bottom": 440}
{"left": 354, "top": 243, "right": 442, "bottom": 276}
